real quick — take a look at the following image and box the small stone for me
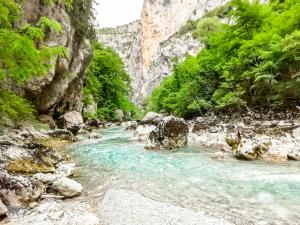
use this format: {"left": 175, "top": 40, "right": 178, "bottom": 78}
{"left": 211, "top": 152, "right": 225, "bottom": 159}
{"left": 88, "top": 132, "right": 102, "bottom": 139}
{"left": 287, "top": 151, "right": 300, "bottom": 161}
{"left": 29, "top": 202, "right": 39, "bottom": 209}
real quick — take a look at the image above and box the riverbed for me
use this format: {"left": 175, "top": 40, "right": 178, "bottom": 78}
{"left": 66, "top": 126, "right": 300, "bottom": 225}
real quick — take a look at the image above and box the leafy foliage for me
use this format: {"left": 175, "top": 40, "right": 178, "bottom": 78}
{"left": 84, "top": 43, "right": 139, "bottom": 121}
{"left": 148, "top": 0, "right": 300, "bottom": 118}
{"left": 0, "top": 89, "right": 36, "bottom": 126}
{"left": 0, "top": 0, "right": 67, "bottom": 124}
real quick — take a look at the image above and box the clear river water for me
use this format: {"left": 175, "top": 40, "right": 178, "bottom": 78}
{"left": 66, "top": 126, "right": 300, "bottom": 225}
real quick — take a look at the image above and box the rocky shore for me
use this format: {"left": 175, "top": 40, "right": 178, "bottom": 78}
{"left": 0, "top": 110, "right": 102, "bottom": 221}
{"left": 134, "top": 111, "right": 300, "bottom": 161}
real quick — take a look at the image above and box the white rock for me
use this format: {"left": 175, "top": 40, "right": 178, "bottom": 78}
{"left": 13, "top": 200, "right": 99, "bottom": 225}
{"left": 133, "top": 125, "right": 156, "bottom": 141}
{"left": 0, "top": 199, "right": 7, "bottom": 217}
{"left": 293, "top": 127, "right": 300, "bottom": 142}
{"left": 33, "top": 173, "right": 61, "bottom": 185}
{"left": 211, "top": 152, "right": 225, "bottom": 159}
{"left": 29, "top": 202, "right": 39, "bottom": 209}
{"left": 52, "top": 177, "right": 83, "bottom": 197}
{"left": 55, "top": 162, "right": 76, "bottom": 177}
{"left": 98, "top": 189, "right": 234, "bottom": 225}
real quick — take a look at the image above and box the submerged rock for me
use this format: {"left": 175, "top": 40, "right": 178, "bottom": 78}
{"left": 98, "top": 189, "right": 234, "bottom": 225}
{"left": 52, "top": 177, "right": 83, "bottom": 197}
{"left": 211, "top": 151, "right": 225, "bottom": 159}
{"left": 58, "top": 111, "right": 83, "bottom": 135}
{"left": 146, "top": 116, "right": 189, "bottom": 150}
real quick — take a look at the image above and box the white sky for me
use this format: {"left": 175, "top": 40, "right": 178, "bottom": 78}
{"left": 94, "top": 0, "right": 144, "bottom": 28}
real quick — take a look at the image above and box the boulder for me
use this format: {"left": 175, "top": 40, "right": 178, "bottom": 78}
{"left": 0, "top": 199, "right": 7, "bottom": 217}
{"left": 58, "top": 111, "right": 83, "bottom": 135}
{"left": 234, "top": 139, "right": 270, "bottom": 160}
{"left": 98, "top": 189, "right": 234, "bottom": 225}
{"left": 114, "top": 109, "right": 124, "bottom": 122}
{"left": 140, "top": 112, "right": 164, "bottom": 126}
{"left": 146, "top": 116, "right": 189, "bottom": 150}
{"left": 52, "top": 177, "right": 82, "bottom": 197}
{"left": 0, "top": 169, "right": 45, "bottom": 207}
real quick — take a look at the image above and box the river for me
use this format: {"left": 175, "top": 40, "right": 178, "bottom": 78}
{"left": 66, "top": 126, "right": 300, "bottom": 225}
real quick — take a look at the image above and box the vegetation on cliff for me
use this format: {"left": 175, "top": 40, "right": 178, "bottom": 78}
{"left": 148, "top": 0, "right": 300, "bottom": 118}
{"left": 84, "top": 42, "right": 138, "bottom": 121}
{"left": 0, "top": 0, "right": 94, "bottom": 126}
{"left": 0, "top": 0, "right": 67, "bottom": 125}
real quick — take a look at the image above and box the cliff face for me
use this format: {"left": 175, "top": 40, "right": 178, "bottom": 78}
{"left": 97, "top": 0, "right": 229, "bottom": 105}
{"left": 19, "top": 0, "right": 92, "bottom": 118}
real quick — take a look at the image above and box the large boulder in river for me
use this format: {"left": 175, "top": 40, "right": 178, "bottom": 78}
{"left": 146, "top": 116, "right": 189, "bottom": 150}
{"left": 140, "top": 112, "right": 164, "bottom": 126}
{"left": 58, "top": 111, "right": 83, "bottom": 135}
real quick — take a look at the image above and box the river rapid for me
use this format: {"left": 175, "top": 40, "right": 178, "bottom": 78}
{"left": 66, "top": 126, "right": 300, "bottom": 225}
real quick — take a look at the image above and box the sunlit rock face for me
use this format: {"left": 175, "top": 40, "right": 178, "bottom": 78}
{"left": 97, "top": 0, "right": 230, "bottom": 105}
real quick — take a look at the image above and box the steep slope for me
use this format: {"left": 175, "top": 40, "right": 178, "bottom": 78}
{"left": 15, "top": 0, "right": 92, "bottom": 118}
{"left": 97, "top": 0, "right": 229, "bottom": 105}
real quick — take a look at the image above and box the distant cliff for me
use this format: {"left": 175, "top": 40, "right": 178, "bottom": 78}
{"left": 97, "top": 0, "right": 229, "bottom": 105}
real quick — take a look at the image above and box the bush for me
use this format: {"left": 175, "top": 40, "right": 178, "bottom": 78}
{"left": 148, "top": 0, "right": 300, "bottom": 118}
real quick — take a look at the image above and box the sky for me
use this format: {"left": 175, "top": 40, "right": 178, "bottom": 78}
{"left": 94, "top": 0, "right": 144, "bottom": 28}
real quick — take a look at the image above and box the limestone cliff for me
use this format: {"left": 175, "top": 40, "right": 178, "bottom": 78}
{"left": 18, "top": 0, "right": 92, "bottom": 118}
{"left": 97, "top": 0, "right": 229, "bottom": 105}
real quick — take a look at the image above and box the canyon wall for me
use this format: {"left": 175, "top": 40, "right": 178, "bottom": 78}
{"left": 18, "top": 0, "right": 92, "bottom": 118}
{"left": 97, "top": 0, "right": 229, "bottom": 105}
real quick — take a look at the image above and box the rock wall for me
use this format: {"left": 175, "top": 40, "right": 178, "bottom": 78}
{"left": 97, "top": 0, "right": 229, "bottom": 105}
{"left": 17, "top": 0, "right": 92, "bottom": 118}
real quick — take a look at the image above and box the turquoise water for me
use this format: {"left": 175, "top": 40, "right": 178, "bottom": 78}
{"left": 67, "top": 126, "right": 300, "bottom": 225}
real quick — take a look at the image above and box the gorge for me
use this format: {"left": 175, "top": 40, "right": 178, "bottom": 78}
{"left": 0, "top": 0, "right": 300, "bottom": 224}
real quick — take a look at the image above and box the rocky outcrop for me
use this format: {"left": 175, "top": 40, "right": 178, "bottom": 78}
{"left": 188, "top": 114, "right": 300, "bottom": 161}
{"left": 0, "top": 127, "right": 82, "bottom": 212}
{"left": 97, "top": 0, "right": 229, "bottom": 104}
{"left": 146, "top": 116, "right": 189, "bottom": 150}
{"left": 14, "top": 0, "right": 92, "bottom": 117}
{"left": 98, "top": 189, "right": 234, "bottom": 225}
{"left": 0, "top": 169, "right": 45, "bottom": 207}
